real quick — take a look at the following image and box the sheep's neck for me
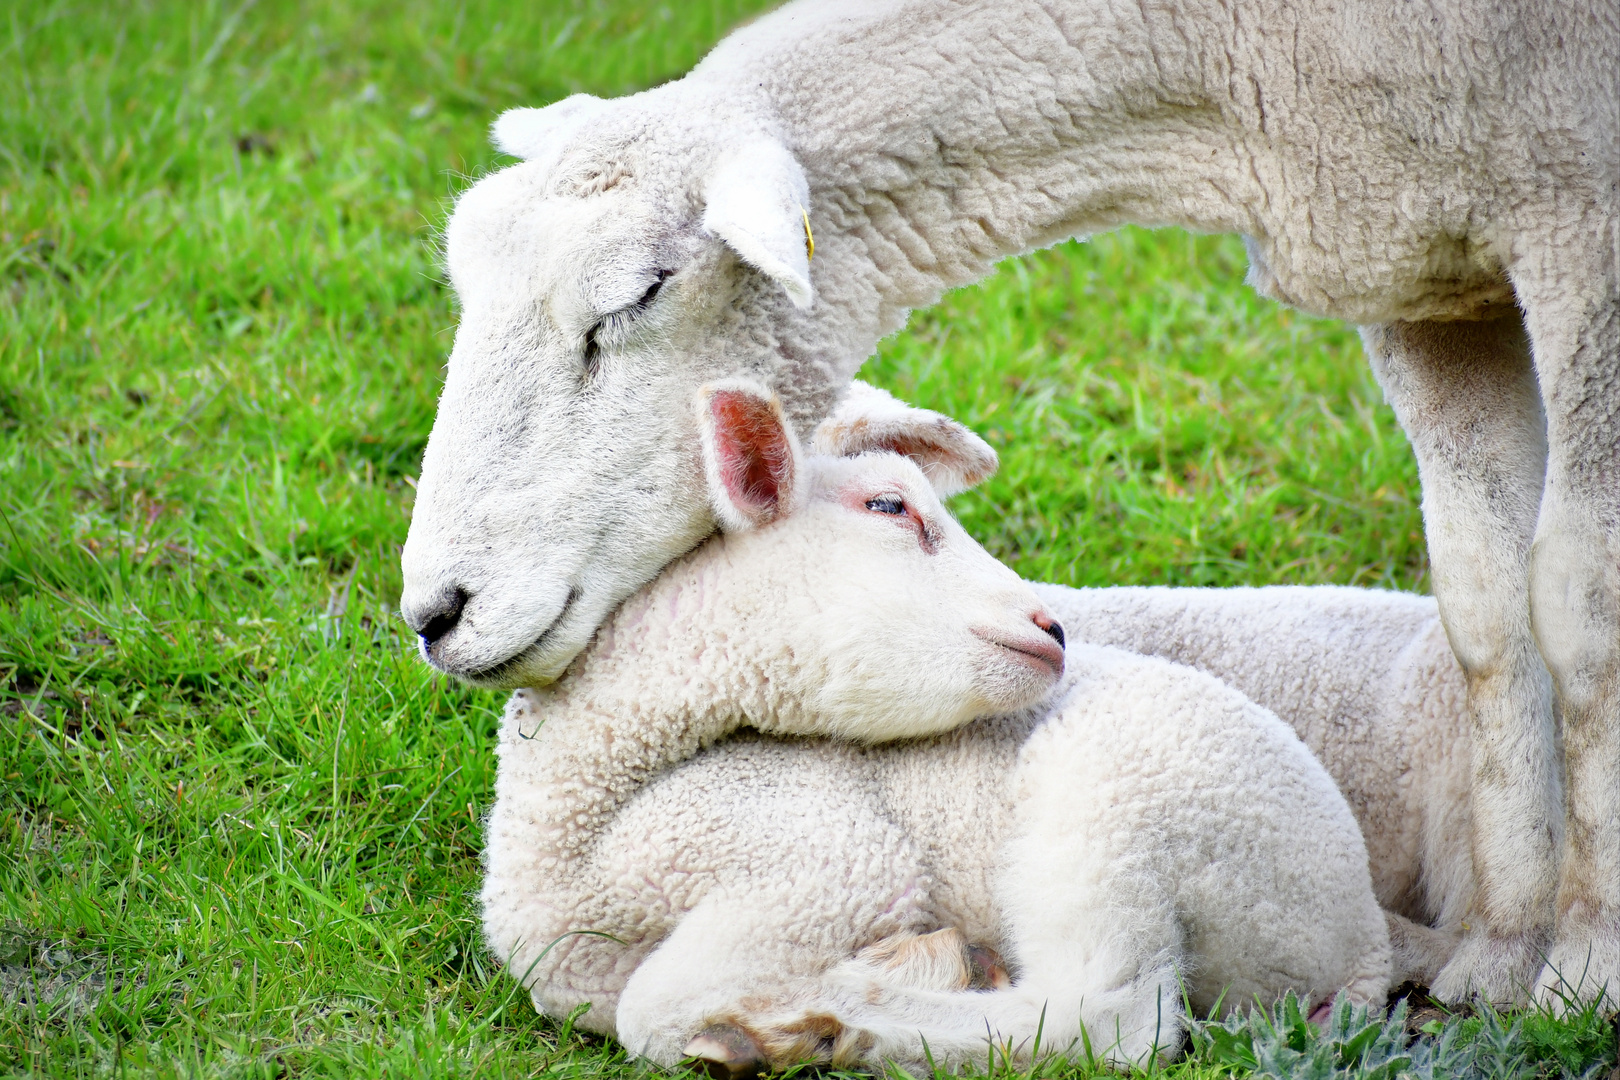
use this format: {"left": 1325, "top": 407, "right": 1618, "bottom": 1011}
{"left": 694, "top": 0, "right": 1251, "bottom": 347}
{"left": 516, "top": 556, "right": 791, "bottom": 867}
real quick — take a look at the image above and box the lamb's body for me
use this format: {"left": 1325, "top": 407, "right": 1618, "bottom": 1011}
{"left": 1040, "top": 585, "right": 1473, "bottom": 968}
{"left": 486, "top": 636, "right": 1388, "bottom": 1070}
{"left": 488, "top": 575, "right": 1492, "bottom": 1072}
{"left": 1041, "top": 586, "right": 1469, "bottom": 922}
{"left": 478, "top": 387, "right": 1498, "bottom": 1071}
{"left": 481, "top": 406, "right": 1392, "bottom": 1069}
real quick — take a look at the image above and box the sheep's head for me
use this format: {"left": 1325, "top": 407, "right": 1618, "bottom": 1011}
{"left": 400, "top": 88, "right": 847, "bottom": 686}
{"left": 679, "top": 379, "right": 1065, "bottom": 742}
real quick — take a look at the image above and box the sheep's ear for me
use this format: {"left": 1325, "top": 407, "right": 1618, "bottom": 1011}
{"left": 491, "top": 94, "right": 610, "bottom": 160}
{"left": 697, "top": 379, "right": 806, "bottom": 531}
{"left": 811, "top": 382, "right": 998, "bottom": 497}
{"left": 702, "top": 141, "right": 814, "bottom": 310}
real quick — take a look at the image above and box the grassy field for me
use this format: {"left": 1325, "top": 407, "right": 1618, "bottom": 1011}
{"left": 1, "top": 1, "right": 1613, "bottom": 1077}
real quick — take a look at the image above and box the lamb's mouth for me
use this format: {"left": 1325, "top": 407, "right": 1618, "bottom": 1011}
{"left": 971, "top": 628, "right": 1065, "bottom": 678}
{"left": 462, "top": 587, "right": 581, "bottom": 685}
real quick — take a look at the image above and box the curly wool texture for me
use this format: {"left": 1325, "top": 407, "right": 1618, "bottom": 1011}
{"left": 1040, "top": 584, "right": 1473, "bottom": 983}
{"left": 482, "top": 501, "right": 1392, "bottom": 1072}
{"left": 410, "top": 0, "right": 1617, "bottom": 1007}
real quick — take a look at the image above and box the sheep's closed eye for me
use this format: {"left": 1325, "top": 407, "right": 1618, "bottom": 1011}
{"left": 633, "top": 272, "right": 667, "bottom": 310}
{"left": 582, "top": 270, "right": 672, "bottom": 378}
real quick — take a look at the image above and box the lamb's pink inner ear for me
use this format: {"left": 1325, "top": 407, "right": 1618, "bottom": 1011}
{"left": 710, "top": 390, "right": 793, "bottom": 522}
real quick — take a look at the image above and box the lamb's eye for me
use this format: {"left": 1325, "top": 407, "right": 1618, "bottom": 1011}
{"left": 865, "top": 495, "right": 905, "bottom": 515}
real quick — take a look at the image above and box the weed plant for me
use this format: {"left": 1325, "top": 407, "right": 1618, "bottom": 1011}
{"left": 0, "top": 0, "right": 1610, "bottom": 1076}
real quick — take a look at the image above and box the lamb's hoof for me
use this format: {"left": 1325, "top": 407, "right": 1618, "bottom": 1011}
{"left": 967, "top": 943, "right": 1013, "bottom": 990}
{"left": 685, "top": 1023, "right": 764, "bottom": 1080}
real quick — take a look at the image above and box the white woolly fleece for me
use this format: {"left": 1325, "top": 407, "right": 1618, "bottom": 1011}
{"left": 482, "top": 510, "right": 1398, "bottom": 1072}
{"left": 1038, "top": 584, "right": 1474, "bottom": 986}
{"left": 410, "top": 0, "right": 1618, "bottom": 1007}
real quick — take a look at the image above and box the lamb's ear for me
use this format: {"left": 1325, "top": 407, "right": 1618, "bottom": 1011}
{"left": 702, "top": 141, "right": 814, "bottom": 310}
{"left": 697, "top": 379, "right": 806, "bottom": 531}
{"left": 491, "top": 94, "right": 610, "bottom": 160}
{"left": 812, "top": 382, "right": 998, "bottom": 497}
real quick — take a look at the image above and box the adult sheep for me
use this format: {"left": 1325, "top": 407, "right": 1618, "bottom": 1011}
{"left": 401, "top": 0, "right": 1620, "bottom": 1006}
{"left": 483, "top": 379, "right": 1391, "bottom": 1072}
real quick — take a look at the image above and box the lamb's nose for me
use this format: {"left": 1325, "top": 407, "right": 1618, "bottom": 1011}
{"left": 1033, "top": 612, "right": 1065, "bottom": 650}
{"left": 408, "top": 586, "right": 468, "bottom": 646}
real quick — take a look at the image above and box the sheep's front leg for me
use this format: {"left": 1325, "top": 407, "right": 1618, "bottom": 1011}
{"left": 614, "top": 896, "right": 846, "bottom": 1074}
{"left": 626, "top": 928, "right": 1010, "bottom": 1076}
{"left": 615, "top": 896, "right": 793, "bottom": 1075}
{"left": 1513, "top": 218, "right": 1620, "bottom": 1010}
{"left": 614, "top": 800, "right": 939, "bottom": 1076}
{"left": 689, "top": 927, "right": 1017, "bottom": 1075}
{"left": 1363, "top": 315, "right": 1557, "bottom": 1005}
{"left": 614, "top": 880, "right": 926, "bottom": 1074}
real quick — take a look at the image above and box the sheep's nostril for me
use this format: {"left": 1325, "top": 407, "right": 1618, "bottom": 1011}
{"left": 1033, "top": 613, "right": 1065, "bottom": 650}
{"left": 416, "top": 587, "right": 469, "bottom": 646}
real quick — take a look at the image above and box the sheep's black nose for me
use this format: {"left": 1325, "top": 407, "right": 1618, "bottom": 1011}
{"left": 411, "top": 587, "right": 468, "bottom": 646}
{"left": 1035, "top": 614, "right": 1065, "bottom": 649}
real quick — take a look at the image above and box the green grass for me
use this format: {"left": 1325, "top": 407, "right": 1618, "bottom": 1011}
{"left": 0, "top": 0, "right": 1608, "bottom": 1076}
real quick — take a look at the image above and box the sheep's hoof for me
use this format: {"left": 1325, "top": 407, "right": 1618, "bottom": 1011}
{"left": 967, "top": 943, "right": 1013, "bottom": 990}
{"left": 684, "top": 1023, "right": 764, "bottom": 1080}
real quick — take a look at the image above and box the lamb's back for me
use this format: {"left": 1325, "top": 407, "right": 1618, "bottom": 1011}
{"left": 1037, "top": 583, "right": 1469, "bottom": 923}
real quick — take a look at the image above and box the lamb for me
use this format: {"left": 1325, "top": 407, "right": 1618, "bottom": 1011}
{"left": 400, "top": 0, "right": 1620, "bottom": 1005}
{"left": 482, "top": 378, "right": 1390, "bottom": 1073}
{"left": 811, "top": 387, "right": 1515, "bottom": 998}
{"left": 814, "top": 385, "right": 1477, "bottom": 988}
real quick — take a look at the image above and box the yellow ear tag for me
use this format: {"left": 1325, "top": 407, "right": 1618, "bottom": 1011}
{"left": 802, "top": 208, "right": 815, "bottom": 262}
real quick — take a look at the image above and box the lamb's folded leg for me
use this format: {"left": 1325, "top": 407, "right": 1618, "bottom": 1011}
{"left": 614, "top": 887, "right": 900, "bottom": 1072}
{"left": 720, "top": 939, "right": 1185, "bottom": 1072}
{"left": 1363, "top": 315, "right": 1557, "bottom": 1006}
{"left": 681, "top": 928, "right": 1009, "bottom": 1076}
{"left": 850, "top": 927, "right": 1011, "bottom": 991}
{"left": 720, "top": 838, "right": 1192, "bottom": 1072}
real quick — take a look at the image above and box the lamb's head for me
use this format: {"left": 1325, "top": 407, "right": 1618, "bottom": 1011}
{"left": 648, "top": 378, "right": 1065, "bottom": 742}
{"left": 401, "top": 88, "right": 850, "bottom": 686}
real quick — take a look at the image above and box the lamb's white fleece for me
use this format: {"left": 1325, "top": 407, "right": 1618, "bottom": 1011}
{"left": 483, "top": 493, "right": 1389, "bottom": 1072}
{"left": 1039, "top": 584, "right": 1472, "bottom": 984}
